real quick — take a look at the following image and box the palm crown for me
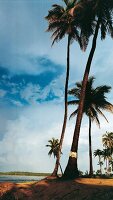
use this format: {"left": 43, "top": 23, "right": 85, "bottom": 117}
{"left": 68, "top": 76, "right": 113, "bottom": 125}
{"left": 102, "top": 132, "right": 113, "bottom": 149}
{"left": 45, "top": 0, "right": 84, "bottom": 47}
{"left": 46, "top": 138, "right": 60, "bottom": 158}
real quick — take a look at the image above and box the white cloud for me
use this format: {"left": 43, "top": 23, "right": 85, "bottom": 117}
{"left": 0, "top": 101, "right": 113, "bottom": 173}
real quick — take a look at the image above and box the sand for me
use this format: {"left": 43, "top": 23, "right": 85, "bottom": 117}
{"left": 0, "top": 177, "right": 113, "bottom": 200}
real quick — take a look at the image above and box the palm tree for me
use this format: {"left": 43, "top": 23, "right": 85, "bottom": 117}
{"left": 102, "top": 132, "right": 113, "bottom": 150}
{"left": 64, "top": 0, "right": 113, "bottom": 179}
{"left": 68, "top": 76, "right": 113, "bottom": 176}
{"left": 94, "top": 149, "right": 103, "bottom": 174}
{"left": 45, "top": 0, "right": 85, "bottom": 176}
{"left": 109, "top": 159, "right": 113, "bottom": 172}
{"left": 102, "top": 148, "right": 112, "bottom": 174}
{"left": 46, "top": 138, "right": 63, "bottom": 175}
{"left": 102, "top": 132, "right": 113, "bottom": 172}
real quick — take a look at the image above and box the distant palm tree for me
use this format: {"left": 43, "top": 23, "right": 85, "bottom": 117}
{"left": 68, "top": 76, "right": 113, "bottom": 176}
{"left": 94, "top": 149, "right": 103, "bottom": 174}
{"left": 45, "top": 0, "right": 85, "bottom": 176}
{"left": 64, "top": 0, "right": 113, "bottom": 179}
{"left": 102, "top": 132, "right": 113, "bottom": 150}
{"left": 109, "top": 159, "right": 113, "bottom": 172}
{"left": 102, "top": 148, "right": 112, "bottom": 174}
{"left": 46, "top": 138, "right": 63, "bottom": 175}
{"left": 102, "top": 132, "right": 113, "bottom": 173}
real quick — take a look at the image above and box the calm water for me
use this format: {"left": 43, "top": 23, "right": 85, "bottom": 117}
{"left": 0, "top": 175, "right": 45, "bottom": 183}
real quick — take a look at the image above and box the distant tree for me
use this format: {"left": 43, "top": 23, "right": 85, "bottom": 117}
{"left": 94, "top": 149, "right": 103, "bottom": 174}
{"left": 102, "top": 148, "right": 112, "bottom": 174}
{"left": 102, "top": 132, "right": 113, "bottom": 173}
{"left": 102, "top": 132, "right": 113, "bottom": 150}
{"left": 46, "top": 138, "right": 63, "bottom": 175}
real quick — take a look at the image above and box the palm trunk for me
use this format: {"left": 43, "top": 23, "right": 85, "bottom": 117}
{"left": 63, "top": 19, "right": 100, "bottom": 179}
{"left": 52, "top": 35, "right": 70, "bottom": 176}
{"left": 59, "top": 163, "right": 63, "bottom": 175}
{"left": 99, "top": 156, "right": 102, "bottom": 174}
{"left": 106, "top": 158, "right": 108, "bottom": 174}
{"left": 89, "top": 117, "right": 93, "bottom": 176}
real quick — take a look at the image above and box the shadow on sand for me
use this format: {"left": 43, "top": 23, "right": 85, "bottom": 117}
{"left": 0, "top": 178, "right": 113, "bottom": 200}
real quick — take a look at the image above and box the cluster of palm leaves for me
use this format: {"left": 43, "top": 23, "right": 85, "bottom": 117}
{"left": 94, "top": 132, "right": 113, "bottom": 175}
{"left": 46, "top": 0, "right": 113, "bottom": 179}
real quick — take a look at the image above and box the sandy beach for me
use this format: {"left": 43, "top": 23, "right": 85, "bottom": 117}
{"left": 0, "top": 177, "right": 113, "bottom": 200}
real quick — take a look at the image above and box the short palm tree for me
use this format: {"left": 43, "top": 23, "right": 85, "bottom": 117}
{"left": 94, "top": 149, "right": 103, "bottom": 174}
{"left": 64, "top": 0, "right": 113, "bottom": 179}
{"left": 102, "top": 148, "right": 112, "bottom": 174}
{"left": 46, "top": 138, "right": 63, "bottom": 175}
{"left": 68, "top": 76, "right": 113, "bottom": 176}
{"left": 45, "top": 0, "right": 85, "bottom": 176}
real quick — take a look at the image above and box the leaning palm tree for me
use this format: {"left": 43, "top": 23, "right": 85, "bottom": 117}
{"left": 45, "top": 0, "right": 85, "bottom": 176}
{"left": 68, "top": 76, "right": 113, "bottom": 176}
{"left": 46, "top": 138, "right": 63, "bottom": 175}
{"left": 64, "top": 0, "right": 113, "bottom": 179}
{"left": 94, "top": 149, "right": 103, "bottom": 174}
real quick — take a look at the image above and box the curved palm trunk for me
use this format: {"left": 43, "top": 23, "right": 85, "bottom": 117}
{"left": 51, "top": 35, "right": 71, "bottom": 176}
{"left": 89, "top": 117, "right": 93, "bottom": 176}
{"left": 63, "top": 19, "right": 100, "bottom": 179}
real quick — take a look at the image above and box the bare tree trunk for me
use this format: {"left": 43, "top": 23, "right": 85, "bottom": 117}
{"left": 89, "top": 117, "right": 93, "bottom": 176}
{"left": 99, "top": 156, "right": 102, "bottom": 174}
{"left": 52, "top": 35, "right": 70, "bottom": 176}
{"left": 63, "top": 19, "right": 100, "bottom": 179}
{"left": 59, "top": 163, "right": 63, "bottom": 175}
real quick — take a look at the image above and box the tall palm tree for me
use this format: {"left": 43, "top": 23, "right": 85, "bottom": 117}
{"left": 64, "top": 0, "right": 113, "bottom": 179}
{"left": 46, "top": 138, "right": 63, "bottom": 175}
{"left": 45, "top": 0, "right": 85, "bottom": 176}
{"left": 94, "top": 149, "right": 103, "bottom": 174}
{"left": 68, "top": 76, "right": 113, "bottom": 176}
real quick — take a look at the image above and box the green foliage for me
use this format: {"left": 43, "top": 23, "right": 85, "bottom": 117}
{"left": 68, "top": 76, "right": 113, "bottom": 125}
{"left": 46, "top": 138, "right": 60, "bottom": 158}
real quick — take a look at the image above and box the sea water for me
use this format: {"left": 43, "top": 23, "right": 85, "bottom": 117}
{"left": 0, "top": 175, "right": 45, "bottom": 183}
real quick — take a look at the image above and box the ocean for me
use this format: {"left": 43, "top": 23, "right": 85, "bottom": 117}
{"left": 0, "top": 175, "right": 45, "bottom": 183}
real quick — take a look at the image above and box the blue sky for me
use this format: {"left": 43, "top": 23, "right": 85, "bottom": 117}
{"left": 0, "top": 0, "right": 113, "bottom": 173}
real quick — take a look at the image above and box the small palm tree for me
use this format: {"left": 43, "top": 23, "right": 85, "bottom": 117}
{"left": 102, "top": 148, "right": 112, "bottom": 174}
{"left": 94, "top": 149, "right": 103, "bottom": 174}
{"left": 46, "top": 0, "right": 85, "bottom": 176}
{"left": 68, "top": 76, "right": 113, "bottom": 176}
{"left": 46, "top": 138, "right": 63, "bottom": 175}
{"left": 64, "top": 0, "right": 113, "bottom": 179}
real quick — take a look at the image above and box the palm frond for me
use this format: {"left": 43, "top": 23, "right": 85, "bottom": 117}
{"left": 69, "top": 109, "right": 78, "bottom": 119}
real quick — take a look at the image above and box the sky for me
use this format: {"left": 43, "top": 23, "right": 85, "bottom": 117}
{"left": 0, "top": 0, "right": 113, "bottom": 174}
